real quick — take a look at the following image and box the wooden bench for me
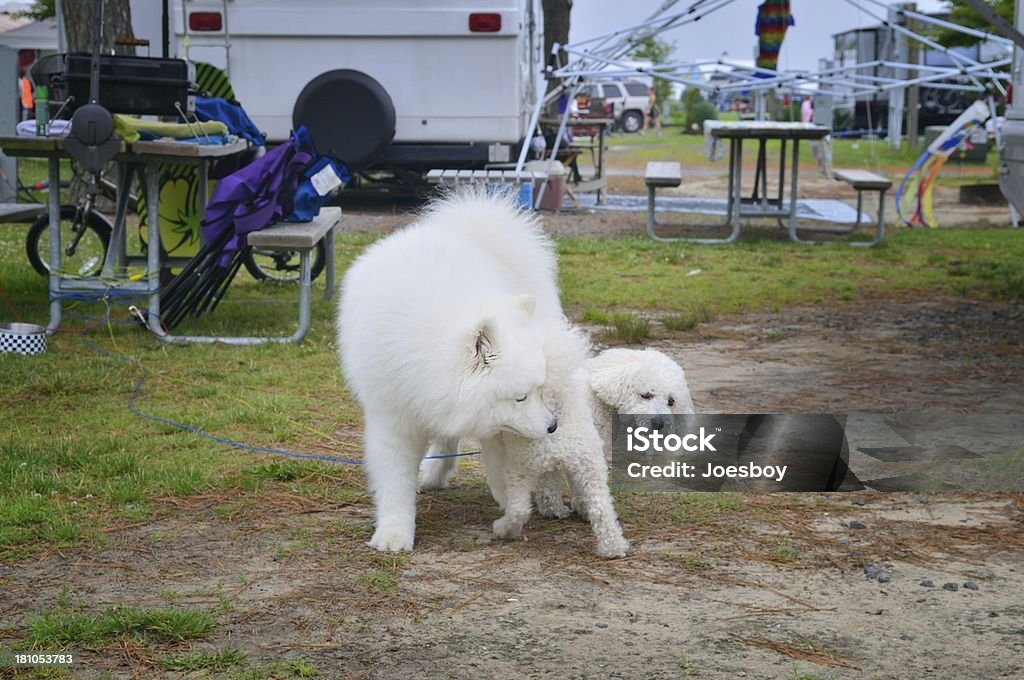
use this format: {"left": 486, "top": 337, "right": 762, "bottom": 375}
{"left": 831, "top": 168, "right": 892, "bottom": 248}
{"left": 645, "top": 162, "right": 683, "bottom": 241}
{"left": 231, "top": 206, "right": 341, "bottom": 344}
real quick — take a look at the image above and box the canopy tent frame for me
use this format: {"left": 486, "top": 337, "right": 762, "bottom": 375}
{"left": 517, "top": 0, "right": 1011, "bottom": 176}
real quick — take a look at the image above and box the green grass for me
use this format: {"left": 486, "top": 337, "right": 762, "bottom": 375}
{"left": 661, "top": 552, "right": 711, "bottom": 572}
{"left": 0, "top": 210, "right": 372, "bottom": 558}
{"left": 773, "top": 544, "right": 801, "bottom": 564}
{"left": 160, "top": 648, "right": 247, "bottom": 672}
{"left": 600, "top": 312, "right": 651, "bottom": 343}
{"left": 359, "top": 569, "right": 399, "bottom": 593}
{"left": 677, "top": 651, "right": 699, "bottom": 676}
{"left": 557, "top": 229, "right": 1024, "bottom": 318}
{"left": 669, "top": 494, "right": 745, "bottom": 525}
{"left": 358, "top": 555, "right": 407, "bottom": 593}
{"left": 662, "top": 303, "right": 711, "bottom": 331}
{"left": 26, "top": 605, "right": 217, "bottom": 647}
{"left": 607, "top": 129, "right": 996, "bottom": 176}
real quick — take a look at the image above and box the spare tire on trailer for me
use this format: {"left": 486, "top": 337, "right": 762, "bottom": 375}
{"left": 292, "top": 69, "right": 396, "bottom": 172}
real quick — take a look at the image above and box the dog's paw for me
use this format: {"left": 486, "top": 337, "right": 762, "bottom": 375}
{"left": 417, "top": 462, "right": 453, "bottom": 491}
{"left": 570, "top": 497, "right": 590, "bottom": 521}
{"left": 537, "top": 504, "right": 571, "bottom": 520}
{"left": 368, "top": 528, "right": 414, "bottom": 552}
{"left": 595, "top": 536, "right": 630, "bottom": 559}
{"left": 417, "top": 474, "right": 450, "bottom": 491}
{"left": 535, "top": 497, "right": 571, "bottom": 519}
{"left": 492, "top": 516, "right": 524, "bottom": 540}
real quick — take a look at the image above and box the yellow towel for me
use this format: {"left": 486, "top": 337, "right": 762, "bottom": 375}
{"left": 113, "top": 115, "right": 229, "bottom": 143}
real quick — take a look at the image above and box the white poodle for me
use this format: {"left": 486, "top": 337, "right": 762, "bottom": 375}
{"left": 486, "top": 323, "right": 630, "bottom": 558}
{"left": 585, "top": 347, "right": 696, "bottom": 448}
{"left": 531, "top": 346, "right": 696, "bottom": 523}
{"left": 420, "top": 323, "right": 630, "bottom": 558}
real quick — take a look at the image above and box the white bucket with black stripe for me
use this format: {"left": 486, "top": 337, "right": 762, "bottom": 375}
{"left": 0, "top": 322, "right": 47, "bottom": 356}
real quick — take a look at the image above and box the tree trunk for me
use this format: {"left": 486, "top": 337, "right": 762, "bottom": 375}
{"left": 543, "top": 0, "right": 572, "bottom": 74}
{"left": 61, "top": 0, "right": 135, "bottom": 55}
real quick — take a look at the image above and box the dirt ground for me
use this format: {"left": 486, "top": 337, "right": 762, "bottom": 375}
{"left": 3, "top": 208, "right": 1023, "bottom": 679}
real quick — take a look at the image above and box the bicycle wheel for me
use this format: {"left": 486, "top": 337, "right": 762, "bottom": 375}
{"left": 26, "top": 206, "right": 113, "bottom": 277}
{"left": 242, "top": 242, "right": 326, "bottom": 282}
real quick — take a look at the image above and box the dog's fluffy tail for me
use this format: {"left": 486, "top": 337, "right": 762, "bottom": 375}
{"left": 542, "top": 320, "right": 592, "bottom": 389}
{"left": 420, "top": 186, "right": 562, "bottom": 318}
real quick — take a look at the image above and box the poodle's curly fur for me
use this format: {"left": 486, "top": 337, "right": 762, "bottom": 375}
{"left": 485, "top": 322, "right": 630, "bottom": 558}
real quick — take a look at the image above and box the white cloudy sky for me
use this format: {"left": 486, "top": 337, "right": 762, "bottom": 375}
{"left": 569, "top": 0, "right": 949, "bottom": 71}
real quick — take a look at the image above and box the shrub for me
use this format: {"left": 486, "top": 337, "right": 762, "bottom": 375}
{"left": 684, "top": 100, "right": 718, "bottom": 133}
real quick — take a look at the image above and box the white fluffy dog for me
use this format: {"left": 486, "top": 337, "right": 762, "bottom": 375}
{"left": 483, "top": 323, "right": 630, "bottom": 558}
{"left": 585, "top": 348, "right": 696, "bottom": 448}
{"left": 530, "top": 347, "right": 695, "bottom": 530}
{"left": 338, "top": 190, "right": 563, "bottom": 552}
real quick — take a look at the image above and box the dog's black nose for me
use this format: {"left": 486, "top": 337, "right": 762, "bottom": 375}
{"left": 651, "top": 416, "right": 666, "bottom": 431}
{"left": 547, "top": 419, "right": 558, "bottom": 434}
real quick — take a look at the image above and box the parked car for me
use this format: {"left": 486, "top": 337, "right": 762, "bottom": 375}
{"left": 587, "top": 79, "right": 651, "bottom": 133}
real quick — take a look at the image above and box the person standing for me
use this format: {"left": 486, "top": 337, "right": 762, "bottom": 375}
{"left": 800, "top": 94, "right": 814, "bottom": 124}
{"left": 18, "top": 68, "right": 33, "bottom": 121}
{"left": 642, "top": 86, "right": 662, "bottom": 136}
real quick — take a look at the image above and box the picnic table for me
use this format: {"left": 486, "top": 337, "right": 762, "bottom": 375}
{"left": 646, "top": 122, "right": 887, "bottom": 246}
{"left": 700, "top": 120, "right": 832, "bottom": 244}
{"left": 0, "top": 135, "right": 252, "bottom": 337}
{"left": 0, "top": 135, "right": 340, "bottom": 344}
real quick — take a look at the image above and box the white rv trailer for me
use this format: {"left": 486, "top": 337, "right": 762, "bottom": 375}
{"left": 147, "top": 0, "right": 543, "bottom": 172}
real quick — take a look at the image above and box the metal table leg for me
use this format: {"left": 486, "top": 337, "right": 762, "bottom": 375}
{"left": 321, "top": 225, "right": 336, "bottom": 301}
{"left": 726, "top": 138, "right": 744, "bottom": 242}
{"left": 685, "top": 137, "right": 744, "bottom": 244}
{"left": 751, "top": 138, "right": 765, "bottom": 204}
{"left": 46, "top": 156, "right": 62, "bottom": 334}
{"left": 778, "top": 139, "right": 787, "bottom": 207}
{"left": 144, "top": 163, "right": 164, "bottom": 337}
{"left": 786, "top": 139, "right": 813, "bottom": 244}
{"left": 101, "top": 161, "right": 136, "bottom": 277}
{"left": 851, "top": 189, "right": 886, "bottom": 247}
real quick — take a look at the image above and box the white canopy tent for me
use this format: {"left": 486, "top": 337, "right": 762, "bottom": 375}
{"left": 517, "top": 0, "right": 1012, "bottom": 174}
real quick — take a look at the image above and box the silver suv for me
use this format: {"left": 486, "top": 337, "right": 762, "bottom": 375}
{"left": 585, "top": 80, "right": 650, "bottom": 133}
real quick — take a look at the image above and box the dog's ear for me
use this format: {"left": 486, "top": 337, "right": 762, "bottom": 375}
{"left": 513, "top": 294, "right": 536, "bottom": 317}
{"left": 468, "top": 319, "right": 499, "bottom": 368}
{"left": 586, "top": 354, "right": 634, "bottom": 409}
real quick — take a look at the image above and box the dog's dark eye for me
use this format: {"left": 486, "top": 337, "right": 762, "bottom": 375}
{"left": 668, "top": 397, "right": 675, "bottom": 407}
{"left": 515, "top": 394, "right": 528, "bottom": 403}
{"left": 640, "top": 392, "right": 654, "bottom": 400}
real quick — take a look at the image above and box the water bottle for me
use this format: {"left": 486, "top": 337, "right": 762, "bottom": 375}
{"left": 34, "top": 84, "right": 48, "bottom": 137}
